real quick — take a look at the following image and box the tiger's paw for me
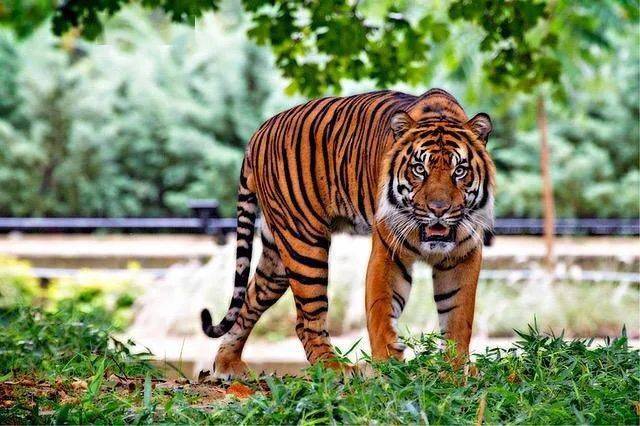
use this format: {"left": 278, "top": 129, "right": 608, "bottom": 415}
{"left": 465, "top": 363, "right": 479, "bottom": 377}
{"left": 353, "top": 361, "right": 377, "bottom": 378}
{"left": 386, "top": 341, "right": 407, "bottom": 360}
{"left": 212, "top": 358, "right": 249, "bottom": 381}
{"left": 318, "top": 359, "right": 357, "bottom": 377}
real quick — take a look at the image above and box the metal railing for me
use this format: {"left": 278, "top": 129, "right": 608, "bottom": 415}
{"left": 0, "top": 200, "right": 637, "bottom": 236}
{"left": 492, "top": 218, "right": 639, "bottom": 236}
{"left": 0, "top": 217, "right": 237, "bottom": 234}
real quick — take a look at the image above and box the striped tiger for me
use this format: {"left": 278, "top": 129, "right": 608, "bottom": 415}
{"left": 201, "top": 88, "right": 495, "bottom": 378}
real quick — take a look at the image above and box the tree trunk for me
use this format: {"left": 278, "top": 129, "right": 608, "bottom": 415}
{"left": 536, "top": 94, "right": 555, "bottom": 268}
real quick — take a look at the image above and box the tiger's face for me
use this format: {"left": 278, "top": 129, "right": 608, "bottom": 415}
{"left": 378, "top": 111, "right": 495, "bottom": 255}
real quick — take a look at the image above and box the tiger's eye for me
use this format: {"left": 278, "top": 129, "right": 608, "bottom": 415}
{"left": 454, "top": 166, "right": 467, "bottom": 178}
{"left": 413, "top": 164, "right": 425, "bottom": 175}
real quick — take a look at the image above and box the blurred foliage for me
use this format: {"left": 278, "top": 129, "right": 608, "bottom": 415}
{"left": 0, "top": 256, "right": 40, "bottom": 308}
{"left": 0, "top": 5, "right": 294, "bottom": 217}
{"left": 0, "top": 1, "right": 637, "bottom": 217}
{"left": 1, "top": 0, "right": 636, "bottom": 96}
{"left": 0, "top": 255, "right": 143, "bottom": 329}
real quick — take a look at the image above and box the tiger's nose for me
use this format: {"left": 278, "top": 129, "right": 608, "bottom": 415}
{"left": 427, "top": 200, "right": 451, "bottom": 217}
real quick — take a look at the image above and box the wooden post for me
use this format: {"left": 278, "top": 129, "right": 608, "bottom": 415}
{"left": 536, "top": 94, "right": 555, "bottom": 268}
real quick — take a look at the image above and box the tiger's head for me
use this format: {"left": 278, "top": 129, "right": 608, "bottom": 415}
{"left": 378, "top": 93, "right": 495, "bottom": 255}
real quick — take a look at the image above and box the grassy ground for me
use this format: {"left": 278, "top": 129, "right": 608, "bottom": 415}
{"left": 1, "top": 304, "right": 638, "bottom": 424}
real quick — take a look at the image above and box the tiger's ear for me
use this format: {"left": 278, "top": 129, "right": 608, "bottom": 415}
{"left": 466, "top": 113, "right": 492, "bottom": 144}
{"left": 390, "top": 111, "right": 416, "bottom": 139}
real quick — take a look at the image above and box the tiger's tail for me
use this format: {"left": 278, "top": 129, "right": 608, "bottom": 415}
{"left": 201, "top": 160, "right": 257, "bottom": 338}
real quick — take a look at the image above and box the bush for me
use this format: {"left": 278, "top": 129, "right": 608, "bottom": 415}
{"left": 0, "top": 303, "right": 155, "bottom": 379}
{"left": 0, "top": 255, "right": 145, "bottom": 329}
{"left": 0, "top": 8, "right": 294, "bottom": 218}
{"left": 0, "top": 256, "right": 40, "bottom": 309}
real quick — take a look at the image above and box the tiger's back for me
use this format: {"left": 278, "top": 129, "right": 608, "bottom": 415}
{"left": 246, "top": 90, "right": 416, "bottom": 235}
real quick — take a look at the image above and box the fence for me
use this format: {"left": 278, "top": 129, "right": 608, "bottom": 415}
{"left": 0, "top": 200, "right": 637, "bottom": 237}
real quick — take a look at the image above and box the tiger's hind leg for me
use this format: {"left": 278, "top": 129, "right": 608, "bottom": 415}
{"left": 269, "top": 226, "right": 341, "bottom": 367}
{"left": 213, "top": 232, "right": 288, "bottom": 380}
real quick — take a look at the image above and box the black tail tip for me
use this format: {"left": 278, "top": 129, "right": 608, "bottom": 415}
{"left": 200, "top": 308, "right": 212, "bottom": 334}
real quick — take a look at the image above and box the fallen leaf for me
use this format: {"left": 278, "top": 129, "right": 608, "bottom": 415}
{"left": 507, "top": 372, "right": 520, "bottom": 384}
{"left": 227, "top": 382, "right": 254, "bottom": 399}
{"left": 59, "top": 390, "right": 79, "bottom": 405}
{"left": 467, "top": 364, "right": 479, "bottom": 377}
{"left": 55, "top": 378, "right": 65, "bottom": 389}
{"left": 71, "top": 380, "right": 88, "bottom": 391}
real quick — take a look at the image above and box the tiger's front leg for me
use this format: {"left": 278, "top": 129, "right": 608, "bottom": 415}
{"left": 366, "top": 229, "right": 415, "bottom": 360}
{"left": 431, "top": 247, "right": 482, "bottom": 363}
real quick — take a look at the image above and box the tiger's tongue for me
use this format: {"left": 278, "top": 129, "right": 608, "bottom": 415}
{"left": 426, "top": 223, "right": 449, "bottom": 237}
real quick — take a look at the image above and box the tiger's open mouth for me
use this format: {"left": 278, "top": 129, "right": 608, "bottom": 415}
{"left": 420, "top": 223, "right": 455, "bottom": 243}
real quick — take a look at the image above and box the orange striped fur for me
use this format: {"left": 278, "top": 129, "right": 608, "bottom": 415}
{"left": 201, "top": 88, "right": 495, "bottom": 378}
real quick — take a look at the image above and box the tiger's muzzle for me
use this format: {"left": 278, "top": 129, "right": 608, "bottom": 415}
{"left": 414, "top": 204, "right": 464, "bottom": 244}
{"left": 419, "top": 222, "right": 456, "bottom": 243}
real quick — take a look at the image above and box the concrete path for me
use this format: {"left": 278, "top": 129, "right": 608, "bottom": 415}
{"left": 1, "top": 234, "right": 638, "bottom": 268}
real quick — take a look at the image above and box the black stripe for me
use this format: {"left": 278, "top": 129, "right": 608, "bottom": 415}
{"left": 292, "top": 101, "right": 330, "bottom": 226}
{"left": 274, "top": 228, "right": 328, "bottom": 270}
{"left": 261, "top": 234, "right": 278, "bottom": 251}
{"left": 394, "top": 258, "right": 412, "bottom": 283}
{"left": 303, "top": 328, "right": 329, "bottom": 337}
{"left": 237, "top": 221, "right": 253, "bottom": 231}
{"left": 238, "top": 192, "right": 256, "bottom": 203}
{"left": 295, "top": 294, "right": 328, "bottom": 304}
{"left": 392, "top": 292, "right": 406, "bottom": 311}
{"left": 458, "top": 234, "right": 473, "bottom": 244}
{"left": 437, "top": 305, "right": 458, "bottom": 314}
{"left": 236, "top": 245, "right": 252, "bottom": 259}
{"left": 301, "top": 305, "right": 329, "bottom": 317}
{"left": 433, "top": 262, "right": 459, "bottom": 271}
{"left": 286, "top": 269, "right": 327, "bottom": 286}
{"left": 434, "top": 287, "right": 460, "bottom": 302}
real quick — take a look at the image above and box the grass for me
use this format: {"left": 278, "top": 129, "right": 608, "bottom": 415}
{"left": 1, "top": 304, "right": 639, "bottom": 424}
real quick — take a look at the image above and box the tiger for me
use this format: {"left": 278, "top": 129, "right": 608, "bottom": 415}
{"left": 201, "top": 88, "right": 495, "bottom": 378}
